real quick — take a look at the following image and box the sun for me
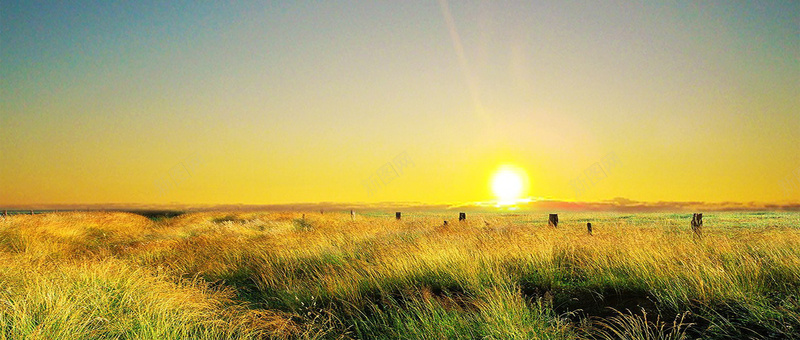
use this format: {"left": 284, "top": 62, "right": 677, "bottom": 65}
{"left": 490, "top": 164, "right": 529, "bottom": 205}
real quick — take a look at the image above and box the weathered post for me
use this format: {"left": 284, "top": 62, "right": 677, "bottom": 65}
{"left": 587, "top": 222, "right": 592, "bottom": 236}
{"left": 396, "top": 212, "right": 401, "bottom": 220}
{"left": 459, "top": 212, "right": 466, "bottom": 221}
{"left": 548, "top": 214, "right": 558, "bottom": 227}
{"left": 691, "top": 213, "right": 703, "bottom": 236}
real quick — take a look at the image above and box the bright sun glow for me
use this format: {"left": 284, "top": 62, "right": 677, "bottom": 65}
{"left": 490, "top": 165, "right": 529, "bottom": 205}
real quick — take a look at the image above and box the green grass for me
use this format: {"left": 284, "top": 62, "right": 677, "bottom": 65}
{"left": 1, "top": 211, "right": 799, "bottom": 338}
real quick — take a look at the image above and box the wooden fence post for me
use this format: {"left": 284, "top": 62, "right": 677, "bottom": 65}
{"left": 691, "top": 213, "right": 703, "bottom": 236}
{"left": 587, "top": 222, "right": 592, "bottom": 235}
{"left": 396, "top": 212, "right": 401, "bottom": 220}
{"left": 548, "top": 214, "right": 558, "bottom": 227}
{"left": 459, "top": 212, "right": 466, "bottom": 221}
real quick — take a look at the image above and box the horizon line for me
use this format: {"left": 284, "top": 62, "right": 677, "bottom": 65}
{"left": 2, "top": 197, "right": 800, "bottom": 212}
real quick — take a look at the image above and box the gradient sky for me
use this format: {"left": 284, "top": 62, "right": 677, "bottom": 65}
{"left": 2, "top": 1, "right": 799, "bottom": 206}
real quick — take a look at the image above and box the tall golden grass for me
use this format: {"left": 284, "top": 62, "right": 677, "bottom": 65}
{"left": 1, "top": 211, "right": 798, "bottom": 339}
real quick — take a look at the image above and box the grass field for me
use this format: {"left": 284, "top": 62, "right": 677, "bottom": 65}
{"left": 1, "top": 211, "right": 798, "bottom": 339}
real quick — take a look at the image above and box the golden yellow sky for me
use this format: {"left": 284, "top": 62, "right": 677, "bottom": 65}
{"left": 1, "top": 2, "right": 799, "bottom": 206}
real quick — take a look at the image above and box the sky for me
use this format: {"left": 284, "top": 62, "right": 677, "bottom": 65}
{"left": 1, "top": 1, "right": 799, "bottom": 207}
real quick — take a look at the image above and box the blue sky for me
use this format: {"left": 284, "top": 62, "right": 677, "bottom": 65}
{"left": 2, "top": 1, "right": 798, "bottom": 205}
